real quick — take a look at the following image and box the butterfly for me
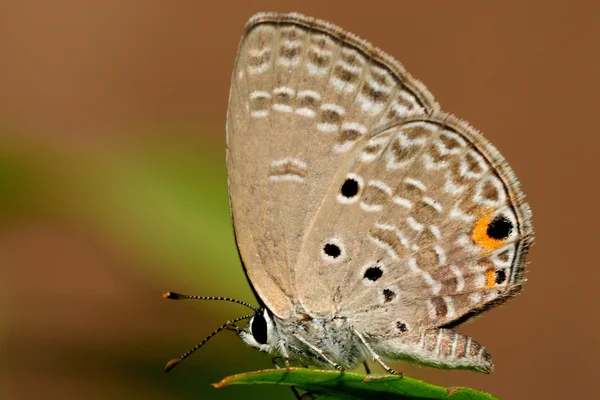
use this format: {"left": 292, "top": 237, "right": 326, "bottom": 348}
{"left": 164, "top": 12, "right": 533, "bottom": 377}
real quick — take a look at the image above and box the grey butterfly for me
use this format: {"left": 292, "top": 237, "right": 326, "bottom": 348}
{"left": 165, "top": 12, "right": 533, "bottom": 376}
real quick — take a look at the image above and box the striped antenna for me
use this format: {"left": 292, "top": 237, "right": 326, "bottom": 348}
{"left": 164, "top": 313, "right": 254, "bottom": 373}
{"left": 163, "top": 292, "right": 258, "bottom": 311}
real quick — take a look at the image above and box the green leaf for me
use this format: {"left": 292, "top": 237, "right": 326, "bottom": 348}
{"left": 214, "top": 368, "right": 498, "bottom": 400}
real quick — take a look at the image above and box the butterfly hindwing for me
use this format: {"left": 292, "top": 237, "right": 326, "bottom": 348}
{"left": 295, "top": 114, "right": 533, "bottom": 336}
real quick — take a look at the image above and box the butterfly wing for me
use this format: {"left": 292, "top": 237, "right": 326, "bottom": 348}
{"left": 227, "top": 12, "right": 438, "bottom": 318}
{"left": 294, "top": 113, "right": 533, "bottom": 335}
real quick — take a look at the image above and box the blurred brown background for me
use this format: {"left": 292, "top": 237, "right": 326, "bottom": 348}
{"left": 1, "top": 1, "right": 598, "bottom": 399}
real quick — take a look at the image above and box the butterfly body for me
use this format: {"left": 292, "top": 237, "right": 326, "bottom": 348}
{"left": 241, "top": 311, "right": 366, "bottom": 370}
{"left": 239, "top": 304, "right": 494, "bottom": 373}
{"left": 172, "top": 11, "right": 533, "bottom": 377}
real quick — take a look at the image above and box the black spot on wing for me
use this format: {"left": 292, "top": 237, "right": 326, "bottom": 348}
{"left": 341, "top": 179, "right": 359, "bottom": 198}
{"left": 324, "top": 243, "right": 341, "bottom": 258}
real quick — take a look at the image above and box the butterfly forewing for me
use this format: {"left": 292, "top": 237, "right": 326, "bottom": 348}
{"left": 227, "top": 13, "right": 439, "bottom": 318}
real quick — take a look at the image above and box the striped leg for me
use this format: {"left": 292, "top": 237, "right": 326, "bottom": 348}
{"left": 362, "top": 360, "right": 371, "bottom": 375}
{"left": 277, "top": 340, "right": 292, "bottom": 367}
{"left": 353, "top": 326, "right": 400, "bottom": 375}
{"left": 293, "top": 333, "right": 345, "bottom": 372}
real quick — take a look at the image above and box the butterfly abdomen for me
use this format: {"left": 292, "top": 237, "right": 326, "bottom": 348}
{"left": 371, "top": 328, "right": 494, "bottom": 373}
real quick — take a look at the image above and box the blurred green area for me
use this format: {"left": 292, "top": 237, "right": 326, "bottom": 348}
{"left": 0, "top": 126, "right": 295, "bottom": 399}
{"left": 0, "top": 126, "right": 247, "bottom": 289}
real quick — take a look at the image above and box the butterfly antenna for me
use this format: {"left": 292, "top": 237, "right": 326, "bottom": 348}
{"left": 163, "top": 292, "right": 258, "bottom": 311}
{"left": 164, "top": 313, "right": 253, "bottom": 373}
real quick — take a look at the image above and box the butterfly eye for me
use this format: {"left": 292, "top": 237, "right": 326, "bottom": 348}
{"left": 486, "top": 215, "right": 513, "bottom": 240}
{"left": 250, "top": 312, "right": 268, "bottom": 345}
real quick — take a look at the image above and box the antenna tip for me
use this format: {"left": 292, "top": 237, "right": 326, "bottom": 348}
{"left": 163, "top": 292, "right": 180, "bottom": 299}
{"left": 164, "top": 358, "right": 181, "bottom": 373}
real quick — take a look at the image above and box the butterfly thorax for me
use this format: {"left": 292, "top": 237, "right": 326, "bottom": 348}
{"left": 277, "top": 315, "right": 366, "bottom": 369}
{"left": 241, "top": 309, "right": 366, "bottom": 370}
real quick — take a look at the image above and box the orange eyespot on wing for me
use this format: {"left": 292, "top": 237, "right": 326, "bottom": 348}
{"left": 472, "top": 210, "right": 512, "bottom": 252}
{"left": 485, "top": 268, "right": 496, "bottom": 288}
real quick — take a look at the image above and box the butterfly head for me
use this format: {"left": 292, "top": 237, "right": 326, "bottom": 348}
{"left": 162, "top": 292, "right": 266, "bottom": 372}
{"left": 240, "top": 308, "right": 279, "bottom": 352}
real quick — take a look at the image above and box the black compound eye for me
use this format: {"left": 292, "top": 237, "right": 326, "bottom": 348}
{"left": 487, "top": 215, "right": 513, "bottom": 240}
{"left": 341, "top": 178, "right": 359, "bottom": 198}
{"left": 250, "top": 312, "right": 268, "bottom": 345}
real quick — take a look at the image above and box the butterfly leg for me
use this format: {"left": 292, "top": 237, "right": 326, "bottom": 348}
{"left": 272, "top": 356, "right": 284, "bottom": 368}
{"left": 362, "top": 360, "right": 371, "bottom": 375}
{"left": 293, "top": 333, "right": 345, "bottom": 372}
{"left": 277, "top": 340, "right": 292, "bottom": 367}
{"left": 352, "top": 326, "right": 401, "bottom": 376}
